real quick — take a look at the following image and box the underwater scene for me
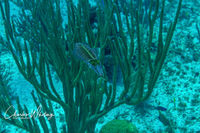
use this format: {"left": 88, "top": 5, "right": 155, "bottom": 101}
{"left": 0, "top": 0, "right": 199, "bottom": 132}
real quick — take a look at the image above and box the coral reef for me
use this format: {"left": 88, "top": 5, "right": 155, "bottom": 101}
{"left": 100, "top": 120, "right": 138, "bottom": 133}
{"left": 0, "top": 0, "right": 182, "bottom": 132}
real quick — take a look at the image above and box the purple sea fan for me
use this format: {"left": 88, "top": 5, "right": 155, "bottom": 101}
{"left": 73, "top": 43, "right": 104, "bottom": 77}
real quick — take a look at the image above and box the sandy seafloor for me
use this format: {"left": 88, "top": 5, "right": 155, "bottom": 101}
{"left": 0, "top": 0, "right": 200, "bottom": 133}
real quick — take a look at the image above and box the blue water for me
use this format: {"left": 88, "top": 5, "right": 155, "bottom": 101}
{"left": 0, "top": 0, "right": 200, "bottom": 133}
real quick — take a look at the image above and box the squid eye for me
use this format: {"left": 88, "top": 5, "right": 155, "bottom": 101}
{"left": 96, "top": 60, "right": 100, "bottom": 64}
{"left": 90, "top": 60, "right": 96, "bottom": 65}
{"left": 89, "top": 59, "right": 100, "bottom": 66}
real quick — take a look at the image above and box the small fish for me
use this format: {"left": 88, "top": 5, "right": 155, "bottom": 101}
{"left": 73, "top": 43, "right": 104, "bottom": 76}
{"left": 154, "top": 106, "right": 167, "bottom": 111}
